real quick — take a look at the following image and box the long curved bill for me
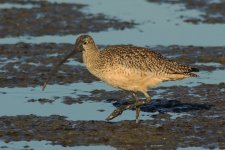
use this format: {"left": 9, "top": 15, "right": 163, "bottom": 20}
{"left": 42, "top": 50, "right": 76, "bottom": 91}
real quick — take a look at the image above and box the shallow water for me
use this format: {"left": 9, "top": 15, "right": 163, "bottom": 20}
{"left": 177, "top": 147, "right": 217, "bottom": 150}
{"left": 0, "top": 3, "right": 38, "bottom": 9}
{"left": 0, "top": 141, "right": 116, "bottom": 150}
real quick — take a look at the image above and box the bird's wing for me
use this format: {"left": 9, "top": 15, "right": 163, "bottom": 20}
{"left": 102, "top": 45, "right": 198, "bottom": 76}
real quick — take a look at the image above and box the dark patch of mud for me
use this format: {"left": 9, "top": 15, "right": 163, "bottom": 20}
{"left": 1, "top": 83, "right": 225, "bottom": 149}
{"left": 0, "top": 0, "right": 135, "bottom": 37}
{"left": 0, "top": 43, "right": 97, "bottom": 88}
{"left": 61, "top": 90, "right": 129, "bottom": 105}
{"left": 147, "top": 0, "right": 225, "bottom": 24}
{"left": 0, "top": 112, "right": 224, "bottom": 150}
{"left": 27, "top": 98, "right": 55, "bottom": 104}
{"left": 0, "top": 43, "right": 225, "bottom": 88}
{"left": 154, "top": 45, "right": 225, "bottom": 71}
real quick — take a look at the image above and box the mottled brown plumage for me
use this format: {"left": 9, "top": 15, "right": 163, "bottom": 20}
{"left": 81, "top": 36, "right": 198, "bottom": 93}
{"left": 42, "top": 35, "right": 199, "bottom": 123}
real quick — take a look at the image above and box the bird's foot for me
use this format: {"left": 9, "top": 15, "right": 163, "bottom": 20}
{"left": 105, "top": 105, "right": 127, "bottom": 121}
{"left": 106, "top": 101, "right": 145, "bottom": 121}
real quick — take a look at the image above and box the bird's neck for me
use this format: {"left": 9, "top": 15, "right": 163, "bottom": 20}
{"left": 82, "top": 45, "right": 101, "bottom": 70}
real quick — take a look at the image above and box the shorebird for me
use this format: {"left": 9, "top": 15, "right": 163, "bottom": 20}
{"left": 42, "top": 35, "right": 199, "bottom": 123}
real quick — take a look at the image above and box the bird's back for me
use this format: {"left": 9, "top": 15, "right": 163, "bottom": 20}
{"left": 101, "top": 45, "right": 198, "bottom": 78}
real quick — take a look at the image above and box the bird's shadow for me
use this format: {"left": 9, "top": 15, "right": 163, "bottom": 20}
{"left": 109, "top": 99, "right": 212, "bottom": 113}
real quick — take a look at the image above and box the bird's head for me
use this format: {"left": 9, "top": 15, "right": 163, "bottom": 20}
{"left": 42, "top": 34, "right": 94, "bottom": 91}
{"left": 74, "top": 35, "right": 95, "bottom": 53}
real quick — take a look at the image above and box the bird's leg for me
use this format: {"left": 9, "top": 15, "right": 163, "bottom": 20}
{"left": 132, "top": 92, "right": 141, "bottom": 124}
{"left": 142, "top": 91, "right": 151, "bottom": 104}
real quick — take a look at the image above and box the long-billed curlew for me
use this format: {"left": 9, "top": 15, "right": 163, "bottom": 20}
{"left": 42, "top": 35, "right": 199, "bottom": 123}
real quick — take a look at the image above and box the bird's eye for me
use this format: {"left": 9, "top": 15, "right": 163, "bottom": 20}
{"left": 83, "top": 41, "right": 87, "bottom": 45}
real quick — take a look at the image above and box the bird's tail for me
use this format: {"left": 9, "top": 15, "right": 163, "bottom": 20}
{"left": 176, "top": 67, "right": 199, "bottom": 77}
{"left": 167, "top": 64, "right": 199, "bottom": 79}
{"left": 187, "top": 67, "right": 199, "bottom": 77}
